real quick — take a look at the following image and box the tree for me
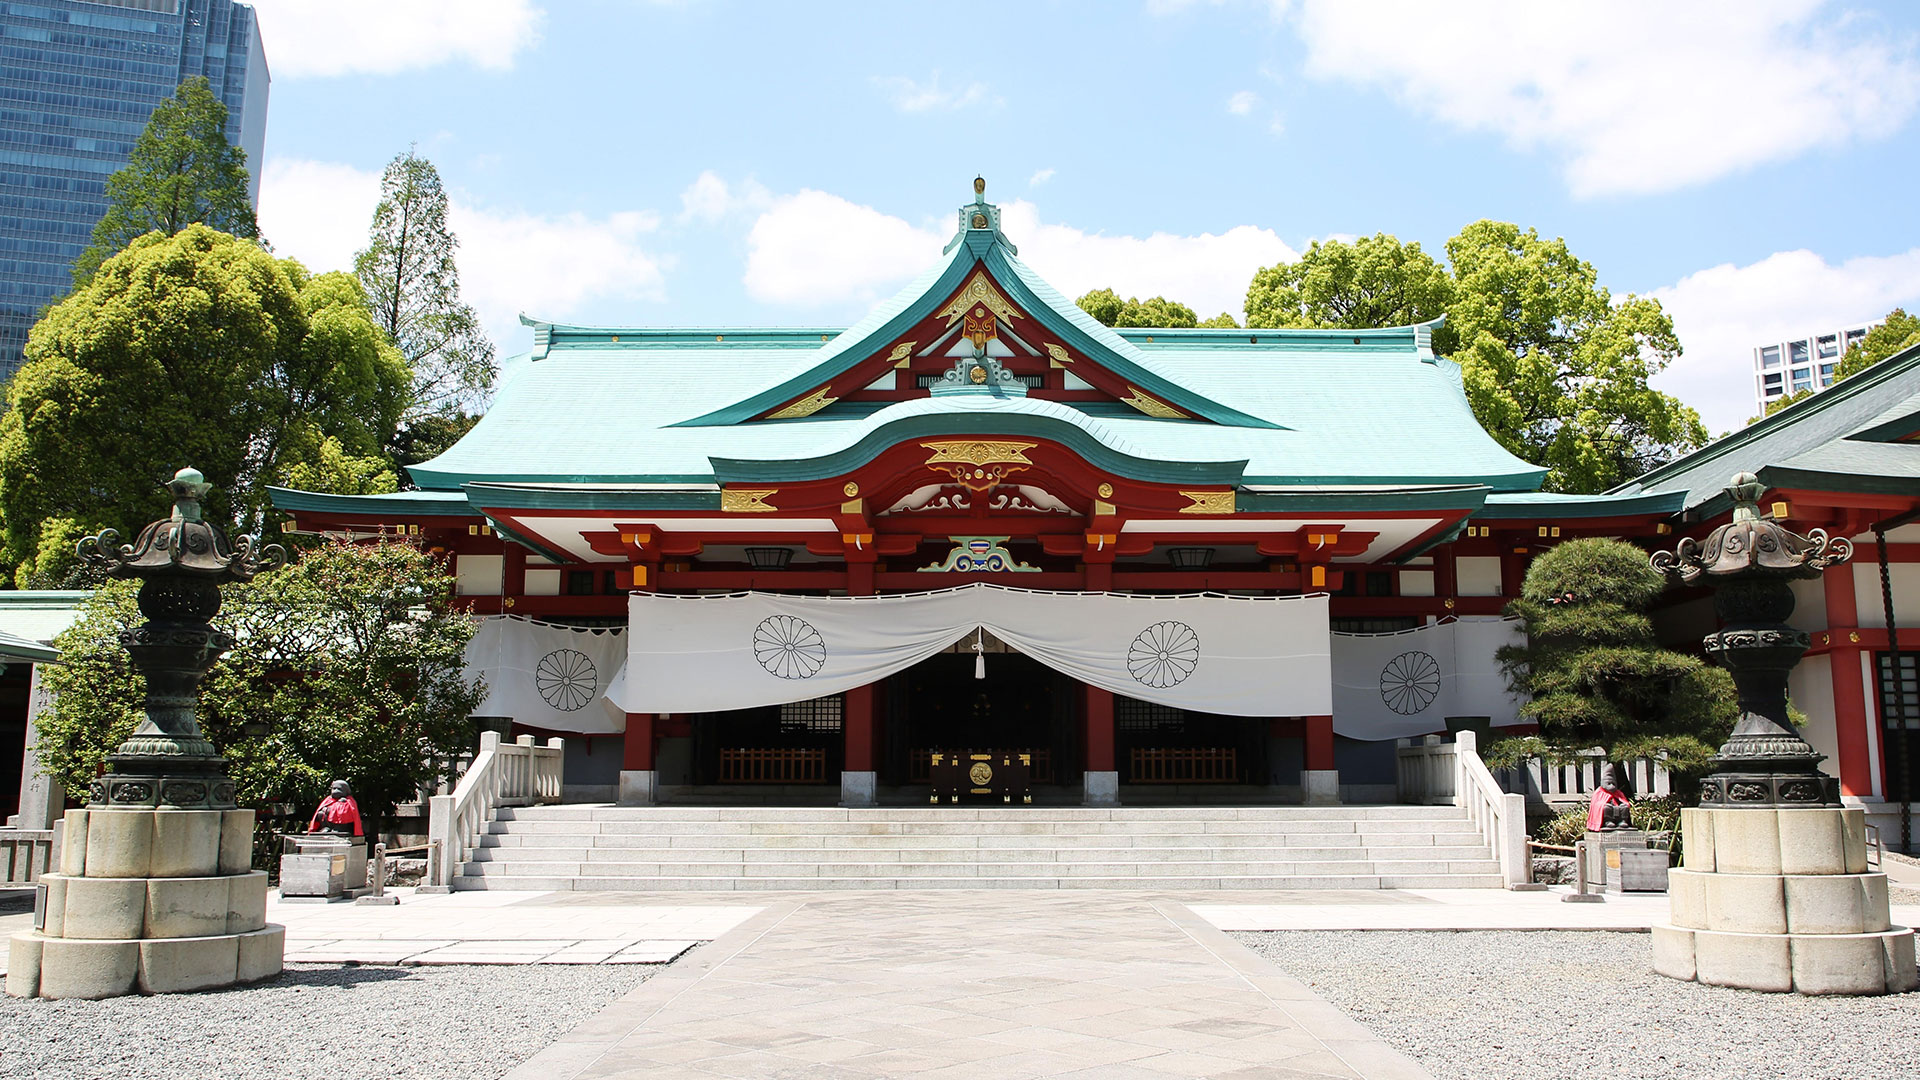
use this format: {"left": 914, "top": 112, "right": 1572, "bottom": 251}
{"left": 1075, "top": 288, "right": 1234, "bottom": 329}
{"left": 72, "top": 77, "right": 258, "bottom": 286}
{"left": 1835, "top": 308, "right": 1920, "bottom": 380}
{"left": 1245, "top": 233, "right": 1454, "bottom": 336}
{"left": 0, "top": 226, "right": 408, "bottom": 580}
{"left": 1244, "top": 224, "right": 1706, "bottom": 493}
{"left": 33, "top": 540, "right": 485, "bottom": 831}
{"left": 1490, "top": 538, "right": 1737, "bottom": 776}
{"left": 354, "top": 150, "right": 496, "bottom": 435}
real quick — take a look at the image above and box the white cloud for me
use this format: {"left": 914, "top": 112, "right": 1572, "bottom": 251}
{"left": 678, "top": 171, "right": 771, "bottom": 223}
{"left": 871, "top": 72, "right": 996, "bottom": 113}
{"left": 743, "top": 191, "right": 945, "bottom": 306}
{"left": 740, "top": 187, "right": 1296, "bottom": 321}
{"left": 249, "top": 0, "right": 544, "bottom": 78}
{"left": 259, "top": 158, "right": 668, "bottom": 353}
{"left": 1227, "top": 90, "right": 1259, "bottom": 116}
{"left": 999, "top": 201, "right": 1297, "bottom": 322}
{"left": 1280, "top": 0, "right": 1920, "bottom": 197}
{"left": 1029, "top": 168, "right": 1056, "bottom": 187}
{"left": 1650, "top": 248, "right": 1920, "bottom": 432}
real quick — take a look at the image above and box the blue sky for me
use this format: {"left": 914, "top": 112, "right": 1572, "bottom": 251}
{"left": 250, "top": 0, "right": 1920, "bottom": 432}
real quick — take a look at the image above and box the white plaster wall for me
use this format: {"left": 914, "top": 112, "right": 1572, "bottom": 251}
{"left": 526, "top": 569, "right": 561, "bottom": 596}
{"left": 1457, "top": 556, "right": 1502, "bottom": 597}
{"left": 1790, "top": 653, "right": 1839, "bottom": 780}
{"left": 1853, "top": 562, "right": 1920, "bottom": 629}
{"left": 457, "top": 554, "right": 503, "bottom": 596}
{"left": 1399, "top": 570, "right": 1436, "bottom": 597}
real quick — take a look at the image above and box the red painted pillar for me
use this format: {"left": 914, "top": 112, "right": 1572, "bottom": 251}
{"left": 503, "top": 543, "right": 527, "bottom": 598}
{"left": 844, "top": 684, "right": 876, "bottom": 773}
{"left": 1825, "top": 564, "right": 1874, "bottom": 797}
{"left": 1304, "top": 714, "right": 1336, "bottom": 772}
{"left": 1084, "top": 685, "right": 1115, "bottom": 772}
{"left": 623, "top": 712, "right": 655, "bottom": 771}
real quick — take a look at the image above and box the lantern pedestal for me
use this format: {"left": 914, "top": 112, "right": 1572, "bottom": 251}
{"left": 6, "top": 807, "right": 283, "bottom": 999}
{"left": 1652, "top": 807, "right": 1915, "bottom": 994}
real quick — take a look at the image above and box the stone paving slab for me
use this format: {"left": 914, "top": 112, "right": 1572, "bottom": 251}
{"left": 502, "top": 892, "right": 1436, "bottom": 1080}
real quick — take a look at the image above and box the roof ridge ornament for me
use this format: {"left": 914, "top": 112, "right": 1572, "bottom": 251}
{"left": 944, "top": 175, "right": 1017, "bottom": 255}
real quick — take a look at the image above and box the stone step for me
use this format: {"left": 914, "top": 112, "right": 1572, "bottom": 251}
{"left": 492, "top": 805, "right": 1469, "bottom": 823}
{"left": 473, "top": 830, "right": 1479, "bottom": 851}
{"left": 468, "top": 844, "right": 1500, "bottom": 864}
{"left": 461, "top": 858, "right": 1502, "bottom": 879}
{"left": 447, "top": 872, "right": 1506, "bottom": 892}
{"left": 483, "top": 818, "right": 1483, "bottom": 837}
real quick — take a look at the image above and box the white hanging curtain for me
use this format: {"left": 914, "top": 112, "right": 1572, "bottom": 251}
{"left": 465, "top": 616, "right": 629, "bottom": 734}
{"left": 622, "top": 584, "right": 1331, "bottom": 717}
{"left": 1329, "top": 616, "right": 1526, "bottom": 740}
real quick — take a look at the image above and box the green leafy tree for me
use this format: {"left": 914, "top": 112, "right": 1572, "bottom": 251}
{"left": 1490, "top": 538, "right": 1737, "bottom": 777}
{"left": 1242, "top": 224, "right": 1706, "bottom": 493}
{"left": 0, "top": 226, "right": 408, "bottom": 580}
{"left": 72, "top": 76, "right": 258, "bottom": 286}
{"left": 1245, "top": 233, "right": 1454, "bottom": 336}
{"left": 1075, "top": 288, "right": 1217, "bottom": 328}
{"left": 33, "top": 540, "right": 485, "bottom": 832}
{"left": 354, "top": 150, "right": 496, "bottom": 441}
{"left": 1835, "top": 308, "right": 1920, "bottom": 380}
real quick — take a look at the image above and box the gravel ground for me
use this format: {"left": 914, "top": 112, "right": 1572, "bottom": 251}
{"left": 0, "top": 962, "right": 658, "bottom": 1080}
{"left": 1237, "top": 930, "right": 1920, "bottom": 1080}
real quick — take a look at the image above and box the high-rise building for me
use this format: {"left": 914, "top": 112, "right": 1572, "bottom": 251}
{"left": 0, "top": 0, "right": 268, "bottom": 381}
{"left": 1751, "top": 323, "right": 1874, "bottom": 415}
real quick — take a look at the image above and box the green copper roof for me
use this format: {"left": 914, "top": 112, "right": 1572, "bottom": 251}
{"left": 267, "top": 488, "right": 479, "bottom": 517}
{"left": 1614, "top": 341, "right": 1920, "bottom": 518}
{"left": 1476, "top": 490, "right": 1686, "bottom": 519}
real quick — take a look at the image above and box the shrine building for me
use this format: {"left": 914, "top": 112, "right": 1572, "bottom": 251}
{"left": 266, "top": 180, "right": 1920, "bottom": 834}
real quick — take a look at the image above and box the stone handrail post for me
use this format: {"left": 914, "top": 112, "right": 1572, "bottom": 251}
{"left": 1450, "top": 730, "right": 1529, "bottom": 888}
{"left": 424, "top": 731, "right": 564, "bottom": 890}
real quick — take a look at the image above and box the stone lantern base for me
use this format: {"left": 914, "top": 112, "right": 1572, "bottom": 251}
{"left": 1652, "top": 807, "right": 1916, "bottom": 995}
{"left": 5, "top": 807, "right": 285, "bottom": 999}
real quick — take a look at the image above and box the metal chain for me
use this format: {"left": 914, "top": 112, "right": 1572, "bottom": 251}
{"left": 1877, "top": 528, "right": 1911, "bottom": 853}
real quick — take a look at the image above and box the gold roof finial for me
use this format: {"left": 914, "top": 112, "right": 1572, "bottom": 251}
{"left": 973, "top": 175, "right": 986, "bottom": 199}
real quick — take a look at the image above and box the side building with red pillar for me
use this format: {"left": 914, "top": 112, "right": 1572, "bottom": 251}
{"left": 266, "top": 181, "right": 1920, "bottom": 827}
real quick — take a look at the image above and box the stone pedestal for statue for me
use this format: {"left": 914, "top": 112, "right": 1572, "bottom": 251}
{"left": 6, "top": 807, "right": 283, "bottom": 999}
{"left": 1583, "top": 829, "right": 1648, "bottom": 889}
{"left": 278, "top": 834, "right": 368, "bottom": 902}
{"left": 1654, "top": 808, "right": 1915, "bottom": 994}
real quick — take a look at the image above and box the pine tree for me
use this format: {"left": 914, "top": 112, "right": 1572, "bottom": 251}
{"left": 1493, "top": 537, "right": 1738, "bottom": 775}
{"left": 354, "top": 150, "right": 496, "bottom": 436}
{"left": 72, "top": 76, "right": 258, "bottom": 285}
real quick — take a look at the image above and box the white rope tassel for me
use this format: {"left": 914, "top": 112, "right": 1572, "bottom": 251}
{"left": 973, "top": 628, "right": 986, "bottom": 680}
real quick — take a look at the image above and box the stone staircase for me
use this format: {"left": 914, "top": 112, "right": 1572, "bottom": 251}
{"left": 451, "top": 806, "right": 1504, "bottom": 891}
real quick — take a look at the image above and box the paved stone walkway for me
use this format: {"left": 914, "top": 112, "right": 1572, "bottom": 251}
{"left": 505, "top": 892, "right": 1434, "bottom": 1080}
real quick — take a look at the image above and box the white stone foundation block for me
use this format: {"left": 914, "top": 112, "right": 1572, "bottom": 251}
{"left": 1784, "top": 874, "right": 1890, "bottom": 935}
{"left": 37, "top": 937, "right": 138, "bottom": 1000}
{"left": 5, "top": 933, "right": 44, "bottom": 998}
{"left": 61, "top": 876, "right": 146, "bottom": 939}
{"left": 1680, "top": 808, "right": 1714, "bottom": 872}
{"left": 1885, "top": 928, "right": 1919, "bottom": 992}
{"left": 1668, "top": 869, "right": 1707, "bottom": 929}
{"left": 150, "top": 809, "right": 222, "bottom": 878}
{"left": 1702, "top": 873, "right": 1786, "bottom": 935}
{"left": 1694, "top": 928, "right": 1792, "bottom": 992}
{"left": 616, "top": 769, "right": 657, "bottom": 807}
{"left": 59, "top": 809, "right": 88, "bottom": 876}
{"left": 39, "top": 874, "right": 68, "bottom": 938}
{"left": 236, "top": 925, "right": 286, "bottom": 983}
{"left": 1710, "top": 810, "right": 1780, "bottom": 876}
{"left": 838, "top": 770, "right": 876, "bottom": 809}
{"left": 138, "top": 933, "right": 239, "bottom": 994}
{"left": 83, "top": 809, "right": 152, "bottom": 878}
{"left": 1842, "top": 810, "right": 1869, "bottom": 875}
{"left": 1790, "top": 932, "right": 1895, "bottom": 996}
{"left": 226, "top": 871, "right": 269, "bottom": 933}
{"left": 1777, "top": 810, "right": 1846, "bottom": 876}
{"left": 1301, "top": 770, "right": 1341, "bottom": 806}
{"left": 144, "top": 876, "right": 230, "bottom": 939}
{"left": 1650, "top": 925, "right": 1695, "bottom": 982}
{"left": 1082, "top": 771, "right": 1119, "bottom": 808}
{"left": 218, "top": 809, "right": 255, "bottom": 876}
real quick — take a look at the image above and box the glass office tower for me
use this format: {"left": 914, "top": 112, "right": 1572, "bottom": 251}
{"left": 0, "top": 0, "right": 267, "bottom": 381}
